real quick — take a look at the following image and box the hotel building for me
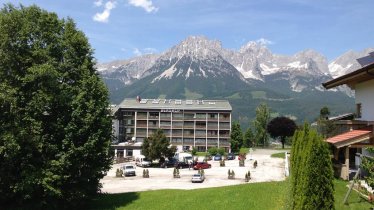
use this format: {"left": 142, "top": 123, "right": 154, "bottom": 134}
{"left": 112, "top": 98, "right": 232, "bottom": 155}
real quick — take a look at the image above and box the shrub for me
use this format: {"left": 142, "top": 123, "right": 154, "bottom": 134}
{"left": 291, "top": 124, "right": 334, "bottom": 210}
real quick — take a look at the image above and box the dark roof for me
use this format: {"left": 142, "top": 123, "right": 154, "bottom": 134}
{"left": 322, "top": 62, "right": 374, "bottom": 89}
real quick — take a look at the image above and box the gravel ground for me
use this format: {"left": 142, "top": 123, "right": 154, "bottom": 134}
{"left": 100, "top": 149, "right": 287, "bottom": 193}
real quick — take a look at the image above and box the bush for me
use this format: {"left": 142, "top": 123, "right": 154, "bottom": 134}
{"left": 291, "top": 124, "right": 334, "bottom": 210}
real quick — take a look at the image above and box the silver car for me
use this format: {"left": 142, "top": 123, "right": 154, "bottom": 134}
{"left": 191, "top": 174, "right": 205, "bottom": 183}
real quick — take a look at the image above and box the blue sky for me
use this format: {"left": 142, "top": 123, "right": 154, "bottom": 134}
{"left": 2, "top": 0, "right": 374, "bottom": 63}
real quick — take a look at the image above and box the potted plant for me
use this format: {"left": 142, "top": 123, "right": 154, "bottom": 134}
{"left": 228, "top": 169, "right": 235, "bottom": 179}
{"left": 116, "top": 168, "right": 123, "bottom": 177}
{"left": 253, "top": 160, "right": 258, "bottom": 168}
{"left": 239, "top": 159, "right": 245, "bottom": 167}
{"left": 220, "top": 159, "right": 225, "bottom": 167}
{"left": 245, "top": 170, "right": 251, "bottom": 182}
{"left": 143, "top": 169, "right": 149, "bottom": 178}
{"left": 173, "top": 167, "right": 180, "bottom": 178}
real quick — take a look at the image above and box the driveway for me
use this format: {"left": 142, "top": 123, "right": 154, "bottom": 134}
{"left": 100, "top": 149, "right": 287, "bottom": 193}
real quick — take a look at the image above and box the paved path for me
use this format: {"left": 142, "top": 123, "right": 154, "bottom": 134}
{"left": 100, "top": 149, "right": 287, "bottom": 193}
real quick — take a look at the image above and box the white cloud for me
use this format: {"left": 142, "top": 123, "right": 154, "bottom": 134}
{"left": 94, "top": 0, "right": 103, "bottom": 7}
{"left": 133, "top": 48, "right": 142, "bottom": 56}
{"left": 133, "top": 47, "right": 157, "bottom": 56}
{"left": 256, "top": 38, "right": 274, "bottom": 45}
{"left": 128, "top": 0, "right": 158, "bottom": 13}
{"left": 93, "top": 1, "right": 117, "bottom": 23}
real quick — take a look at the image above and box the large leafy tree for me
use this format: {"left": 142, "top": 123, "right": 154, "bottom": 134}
{"left": 0, "top": 4, "right": 112, "bottom": 209}
{"left": 141, "top": 129, "right": 176, "bottom": 161}
{"left": 230, "top": 121, "right": 243, "bottom": 153}
{"left": 267, "top": 116, "right": 297, "bottom": 149}
{"left": 252, "top": 103, "right": 270, "bottom": 147}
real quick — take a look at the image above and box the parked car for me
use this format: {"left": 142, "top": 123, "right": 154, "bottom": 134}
{"left": 160, "top": 158, "right": 178, "bottom": 168}
{"left": 135, "top": 155, "right": 151, "bottom": 167}
{"left": 122, "top": 165, "right": 136, "bottom": 176}
{"left": 191, "top": 174, "right": 205, "bottom": 183}
{"left": 213, "top": 155, "right": 222, "bottom": 161}
{"left": 193, "top": 162, "right": 211, "bottom": 170}
{"left": 227, "top": 153, "right": 235, "bottom": 160}
{"left": 175, "top": 161, "right": 190, "bottom": 169}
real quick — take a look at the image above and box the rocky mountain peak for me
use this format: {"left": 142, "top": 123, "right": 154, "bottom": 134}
{"left": 165, "top": 35, "right": 223, "bottom": 59}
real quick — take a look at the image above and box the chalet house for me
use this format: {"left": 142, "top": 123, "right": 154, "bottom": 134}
{"left": 323, "top": 56, "right": 374, "bottom": 180}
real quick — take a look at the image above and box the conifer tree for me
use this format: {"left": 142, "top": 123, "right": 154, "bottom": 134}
{"left": 243, "top": 127, "right": 253, "bottom": 148}
{"left": 290, "top": 124, "right": 334, "bottom": 210}
{"left": 230, "top": 121, "right": 243, "bottom": 153}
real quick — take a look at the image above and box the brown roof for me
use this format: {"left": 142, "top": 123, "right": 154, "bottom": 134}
{"left": 326, "top": 128, "right": 372, "bottom": 148}
{"left": 322, "top": 62, "right": 374, "bottom": 89}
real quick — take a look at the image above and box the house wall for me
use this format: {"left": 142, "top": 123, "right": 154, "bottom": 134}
{"left": 355, "top": 79, "right": 374, "bottom": 121}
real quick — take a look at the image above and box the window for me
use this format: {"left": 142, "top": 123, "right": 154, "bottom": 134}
{"left": 356, "top": 103, "right": 362, "bottom": 118}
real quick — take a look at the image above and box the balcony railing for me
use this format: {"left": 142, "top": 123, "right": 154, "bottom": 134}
{"left": 137, "top": 123, "right": 147, "bottom": 128}
{"left": 137, "top": 115, "right": 147, "bottom": 120}
{"left": 219, "top": 117, "right": 230, "bottom": 121}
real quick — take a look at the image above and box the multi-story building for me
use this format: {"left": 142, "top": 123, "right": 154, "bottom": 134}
{"left": 112, "top": 98, "right": 232, "bottom": 157}
{"left": 323, "top": 56, "right": 374, "bottom": 180}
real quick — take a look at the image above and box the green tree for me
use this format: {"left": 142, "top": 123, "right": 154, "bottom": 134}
{"left": 320, "top": 106, "right": 330, "bottom": 119}
{"left": 230, "top": 121, "right": 243, "bottom": 153}
{"left": 362, "top": 148, "right": 374, "bottom": 189}
{"left": 252, "top": 103, "right": 270, "bottom": 147}
{"left": 291, "top": 124, "right": 334, "bottom": 210}
{"left": 0, "top": 4, "right": 112, "bottom": 209}
{"left": 208, "top": 147, "right": 225, "bottom": 156}
{"left": 267, "top": 116, "right": 297, "bottom": 149}
{"left": 141, "top": 129, "right": 176, "bottom": 161}
{"left": 243, "top": 127, "right": 253, "bottom": 148}
{"left": 317, "top": 106, "right": 336, "bottom": 138}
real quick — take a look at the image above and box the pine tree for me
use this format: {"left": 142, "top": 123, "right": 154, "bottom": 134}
{"left": 243, "top": 127, "right": 253, "bottom": 148}
{"left": 252, "top": 103, "right": 270, "bottom": 147}
{"left": 230, "top": 121, "right": 243, "bottom": 153}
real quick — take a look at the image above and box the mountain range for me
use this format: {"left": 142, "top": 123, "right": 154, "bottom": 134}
{"left": 98, "top": 36, "right": 373, "bottom": 126}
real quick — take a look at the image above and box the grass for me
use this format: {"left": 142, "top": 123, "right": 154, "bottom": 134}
{"left": 91, "top": 181, "right": 288, "bottom": 210}
{"left": 226, "top": 92, "right": 241, "bottom": 99}
{"left": 271, "top": 152, "right": 286, "bottom": 159}
{"left": 184, "top": 88, "right": 203, "bottom": 99}
{"left": 251, "top": 91, "right": 267, "bottom": 99}
{"left": 334, "top": 179, "right": 373, "bottom": 209}
{"left": 91, "top": 179, "right": 373, "bottom": 210}
{"left": 195, "top": 152, "right": 208, "bottom": 156}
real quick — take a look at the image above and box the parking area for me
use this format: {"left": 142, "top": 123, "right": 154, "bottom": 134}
{"left": 100, "top": 149, "right": 286, "bottom": 193}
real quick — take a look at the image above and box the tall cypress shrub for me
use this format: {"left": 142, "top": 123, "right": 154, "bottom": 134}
{"left": 303, "top": 132, "right": 335, "bottom": 209}
{"left": 290, "top": 124, "right": 334, "bottom": 210}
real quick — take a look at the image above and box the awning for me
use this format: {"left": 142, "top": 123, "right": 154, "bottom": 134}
{"left": 326, "top": 129, "right": 372, "bottom": 148}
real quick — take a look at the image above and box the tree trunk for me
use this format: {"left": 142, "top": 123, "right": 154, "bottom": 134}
{"left": 281, "top": 137, "right": 285, "bottom": 149}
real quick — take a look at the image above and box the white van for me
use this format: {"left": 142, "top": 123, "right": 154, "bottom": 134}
{"left": 174, "top": 152, "right": 193, "bottom": 164}
{"left": 135, "top": 155, "right": 151, "bottom": 167}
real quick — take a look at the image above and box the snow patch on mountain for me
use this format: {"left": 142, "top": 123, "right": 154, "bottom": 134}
{"left": 329, "top": 62, "right": 353, "bottom": 78}
{"left": 152, "top": 63, "right": 177, "bottom": 82}
{"left": 288, "top": 61, "right": 307, "bottom": 69}
{"left": 260, "top": 63, "right": 280, "bottom": 75}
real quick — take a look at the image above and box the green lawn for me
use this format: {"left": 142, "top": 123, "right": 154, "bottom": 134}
{"left": 251, "top": 91, "right": 267, "bottom": 99}
{"left": 91, "top": 180, "right": 373, "bottom": 210}
{"left": 271, "top": 152, "right": 286, "bottom": 159}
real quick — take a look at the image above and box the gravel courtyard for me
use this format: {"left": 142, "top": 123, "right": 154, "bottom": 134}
{"left": 100, "top": 149, "right": 287, "bottom": 193}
